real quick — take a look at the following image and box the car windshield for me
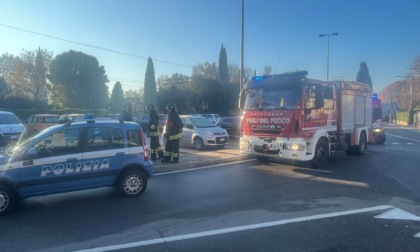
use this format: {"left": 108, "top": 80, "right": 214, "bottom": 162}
{"left": 245, "top": 88, "right": 301, "bottom": 110}
{"left": 189, "top": 117, "right": 216, "bottom": 128}
{"left": 0, "top": 114, "right": 21, "bottom": 124}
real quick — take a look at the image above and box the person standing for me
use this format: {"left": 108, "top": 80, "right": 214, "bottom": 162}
{"left": 147, "top": 104, "right": 164, "bottom": 161}
{"left": 161, "top": 103, "right": 183, "bottom": 164}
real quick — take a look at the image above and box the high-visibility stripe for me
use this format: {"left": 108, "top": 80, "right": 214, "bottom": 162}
{"left": 149, "top": 132, "right": 160, "bottom": 136}
{"left": 169, "top": 133, "right": 182, "bottom": 140}
{"left": 151, "top": 124, "right": 157, "bottom": 130}
{"left": 172, "top": 153, "right": 179, "bottom": 157}
{"left": 156, "top": 146, "right": 163, "bottom": 151}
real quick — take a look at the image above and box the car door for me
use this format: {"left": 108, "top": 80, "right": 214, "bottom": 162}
{"left": 18, "top": 128, "right": 83, "bottom": 197}
{"left": 181, "top": 118, "right": 193, "bottom": 146}
{"left": 81, "top": 126, "right": 126, "bottom": 186}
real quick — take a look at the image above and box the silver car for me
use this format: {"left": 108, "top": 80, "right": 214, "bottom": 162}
{"left": 163, "top": 115, "right": 228, "bottom": 150}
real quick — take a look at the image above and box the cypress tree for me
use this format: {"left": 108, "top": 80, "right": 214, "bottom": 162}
{"left": 143, "top": 57, "right": 157, "bottom": 109}
{"left": 218, "top": 44, "right": 229, "bottom": 82}
{"left": 356, "top": 61, "right": 373, "bottom": 87}
{"left": 109, "top": 81, "right": 125, "bottom": 112}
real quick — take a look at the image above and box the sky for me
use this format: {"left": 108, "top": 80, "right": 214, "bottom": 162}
{"left": 1, "top": 0, "right": 419, "bottom": 93}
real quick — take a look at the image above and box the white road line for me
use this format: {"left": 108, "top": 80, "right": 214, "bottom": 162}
{"left": 154, "top": 159, "right": 254, "bottom": 176}
{"left": 74, "top": 205, "right": 394, "bottom": 252}
{"left": 386, "top": 133, "right": 420, "bottom": 143}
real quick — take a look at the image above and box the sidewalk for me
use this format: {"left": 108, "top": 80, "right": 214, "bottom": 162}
{"left": 152, "top": 140, "right": 254, "bottom": 174}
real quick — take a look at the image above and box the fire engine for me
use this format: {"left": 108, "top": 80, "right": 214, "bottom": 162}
{"left": 370, "top": 93, "right": 386, "bottom": 144}
{"left": 239, "top": 71, "right": 373, "bottom": 168}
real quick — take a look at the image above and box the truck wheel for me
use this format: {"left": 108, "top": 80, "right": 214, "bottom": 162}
{"left": 311, "top": 139, "right": 329, "bottom": 168}
{"left": 354, "top": 132, "right": 367, "bottom": 155}
{"left": 193, "top": 137, "right": 204, "bottom": 150}
{"left": 0, "top": 184, "right": 17, "bottom": 216}
{"left": 117, "top": 169, "right": 147, "bottom": 198}
{"left": 256, "top": 156, "right": 270, "bottom": 163}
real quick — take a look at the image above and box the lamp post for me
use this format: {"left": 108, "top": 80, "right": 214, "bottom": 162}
{"left": 319, "top": 33, "right": 338, "bottom": 81}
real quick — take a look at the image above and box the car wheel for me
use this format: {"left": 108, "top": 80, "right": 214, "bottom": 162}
{"left": 117, "top": 169, "right": 147, "bottom": 198}
{"left": 193, "top": 137, "right": 204, "bottom": 150}
{"left": 0, "top": 183, "right": 17, "bottom": 216}
{"left": 311, "top": 138, "right": 329, "bottom": 168}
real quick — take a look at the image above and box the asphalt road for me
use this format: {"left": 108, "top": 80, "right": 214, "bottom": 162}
{"left": 1, "top": 124, "right": 420, "bottom": 251}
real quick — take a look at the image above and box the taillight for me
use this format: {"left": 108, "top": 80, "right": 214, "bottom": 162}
{"left": 140, "top": 128, "right": 149, "bottom": 161}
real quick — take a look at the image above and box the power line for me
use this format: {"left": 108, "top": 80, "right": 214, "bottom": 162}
{"left": 0, "top": 23, "right": 192, "bottom": 68}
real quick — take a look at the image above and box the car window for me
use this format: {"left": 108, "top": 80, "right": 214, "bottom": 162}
{"left": 127, "top": 129, "right": 142, "bottom": 147}
{"left": 0, "top": 114, "right": 21, "bottom": 124}
{"left": 87, "top": 127, "right": 124, "bottom": 151}
{"left": 190, "top": 117, "right": 216, "bottom": 128}
{"left": 33, "top": 128, "right": 80, "bottom": 158}
{"left": 45, "top": 116, "right": 59, "bottom": 123}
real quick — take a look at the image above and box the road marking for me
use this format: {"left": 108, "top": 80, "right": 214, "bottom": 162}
{"left": 386, "top": 133, "right": 420, "bottom": 143}
{"left": 374, "top": 208, "right": 420, "bottom": 221}
{"left": 74, "top": 205, "right": 394, "bottom": 252}
{"left": 154, "top": 159, "right": 254, "bottom": 176}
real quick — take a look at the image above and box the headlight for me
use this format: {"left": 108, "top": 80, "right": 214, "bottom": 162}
{"left": 373, "top": 129, "right": 382, "bottom": 133}
{"left": 285, "top": 143, "right": 305, "bottom": 151}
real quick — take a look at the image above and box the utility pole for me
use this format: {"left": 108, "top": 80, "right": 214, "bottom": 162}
{"left": 319, "top": 33, "right": 338, "bottom": 81}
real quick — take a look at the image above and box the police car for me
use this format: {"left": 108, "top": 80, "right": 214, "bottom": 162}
{"left": 0, "top": 114, "right": 153, "bottom": 216}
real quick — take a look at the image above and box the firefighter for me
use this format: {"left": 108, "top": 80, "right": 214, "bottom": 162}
{"left": 161, "top": 103, "right": 183, "bottom": 164}
{"left": 121, "top": 103, "right": 134, "bottom": 122}
{"left": 147, "top": 104, "right": 164, "bottom": 161}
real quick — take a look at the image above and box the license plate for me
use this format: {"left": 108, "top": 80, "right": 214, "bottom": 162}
{"left": 220, "top": 137, "right": 226, "bottom": 142}
{"left": 10, "top": 135, "right": 18, "bottom": 139}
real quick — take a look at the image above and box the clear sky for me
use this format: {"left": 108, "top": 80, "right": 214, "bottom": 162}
{"left": 1, "top": 0, "right": 419, "bottom": 93}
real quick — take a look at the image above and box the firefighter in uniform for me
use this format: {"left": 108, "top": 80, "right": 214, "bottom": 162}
{"left": 161, "top": 103, "right": 183, "bottom": 164}
{"left": 147, "top": 104, "right": 164, "bottom": 161}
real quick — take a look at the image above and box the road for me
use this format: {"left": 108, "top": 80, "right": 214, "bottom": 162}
{"left": 0, "top": 124, "right": 420, "bottom": 251}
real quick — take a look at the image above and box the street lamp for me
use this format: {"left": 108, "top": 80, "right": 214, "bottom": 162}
{"left": 319, "top": 33, "right": 338, "bottom": 81}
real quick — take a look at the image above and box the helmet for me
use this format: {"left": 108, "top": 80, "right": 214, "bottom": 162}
{"left": 166, "top": 103, "right": 177, "bottom": 112}
{"left": 146, "top": 104, "right": 155, "bottom": 110}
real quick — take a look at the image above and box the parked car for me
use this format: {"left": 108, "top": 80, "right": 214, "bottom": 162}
{"left": 136, "top": 114, "right": 167, "bottom": 132}
{"left": 0, "top": 111, "right": 26, "bottom": 146}
{"left": 0, "top": 114, "right": 153, "bottom": 216}
{"left": 58, "top": 113, "right": 85, "bottom": 124}
{"left": 192, "top": 114, "right": 221, "bottom": 124}
{"left": 163, "top": 115, "right": 228, "bottom": 150}
{"left": 25, "top": 114, "right": 59, "bottom": 137}
{"left": 216, "top": 116, "right": 241, "bottom": 139}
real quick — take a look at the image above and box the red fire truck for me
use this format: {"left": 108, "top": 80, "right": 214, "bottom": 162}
{"left": 239, "top": 71, "right": 373, "bottom": 168}
{"left": 370, "top": 93, "right": 386, "bottom": 144}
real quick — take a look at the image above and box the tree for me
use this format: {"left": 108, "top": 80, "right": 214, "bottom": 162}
{"left": 157, "top": 73, "right": 190, "bottom": 90}
{"left": 261, "top": 65, "right": 272, "bottom": 76}
{"left": 192, "top": 62, "right": 218, "bottom": 80}
{"left": 0, "top": 49, "right": 52, "bottom": 107}
{"left": 356, "top": 61, "right": 373, "bottom": 87}
{"left": 109, "top": 81, "right": 125, "bottom": 112}
{"left": 143, "top": 57, "right": 157, "bottom": 108}
{"left": 48, "top": 50, "right": 109, "bottom": 109}
{"left": 218, "top": 44, "right": 229, "bottom": 82}
{"left": 125, "top": 89, "right": 143, "bottom": 115}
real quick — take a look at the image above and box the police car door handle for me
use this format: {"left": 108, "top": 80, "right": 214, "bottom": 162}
{"left": 115, "top": 152, "right": 125, "bottom": 156}
{"left": 67, "top": 157, "right": 78, "bottom": 162}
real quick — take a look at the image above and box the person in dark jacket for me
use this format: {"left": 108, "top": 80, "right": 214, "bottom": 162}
{"left": 161, "top": 103, "right": 183, "bottom": 164}
{"left": 121, "top": 103, "right": 134, "bottom": 122}
{"left": 147, "top": 104, "right": 164, "bottom": 161}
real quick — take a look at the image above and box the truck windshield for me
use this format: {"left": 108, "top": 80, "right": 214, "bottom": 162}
{"left": 244, "top": 88, "right": 300, "bottom": 110}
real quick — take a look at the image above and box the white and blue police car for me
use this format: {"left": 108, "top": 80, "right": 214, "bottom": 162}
{"left": 0, "top": 114, "right": 153, "bottom": 216}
